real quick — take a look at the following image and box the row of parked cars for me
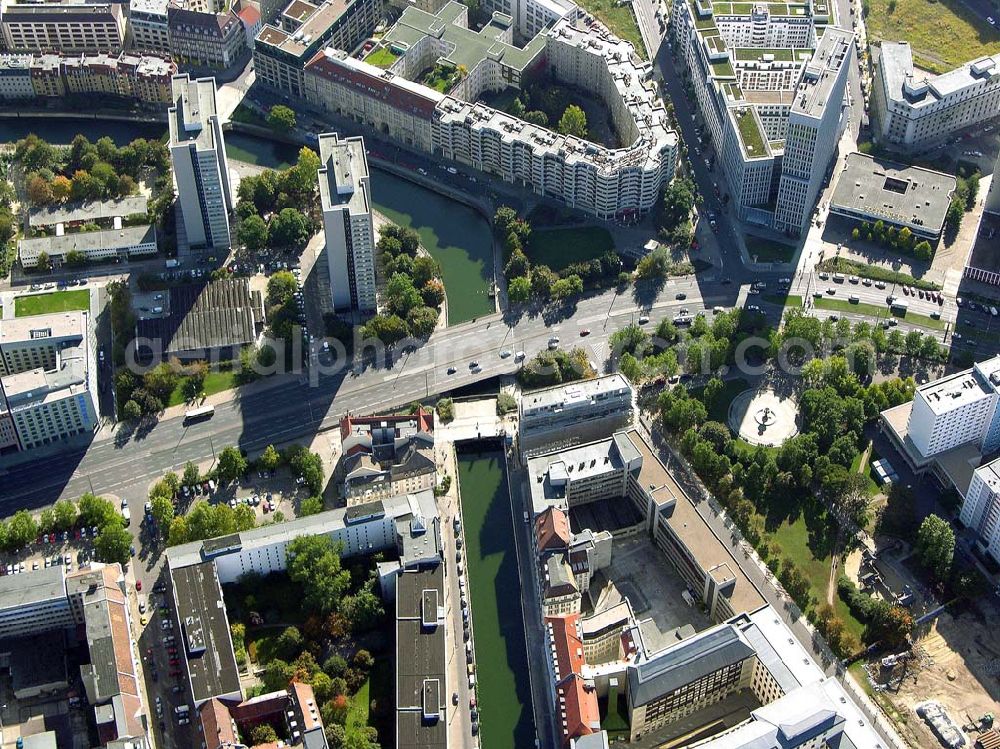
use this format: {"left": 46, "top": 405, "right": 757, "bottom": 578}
{"left": 452, "top": 516, "right": 481, "bottom": 737}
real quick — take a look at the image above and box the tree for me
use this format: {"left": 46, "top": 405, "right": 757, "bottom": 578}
{"left": 913, "top": 239, "right": 933, "bottom": 261}
{"left": 183, "top": 461, "right": 201, "bottom": 486}
{"left": 6, "top": 509, "right": 37, "bottom": 550}
{"left": 436, "top": 397, "right": 455, "bottom": 424}
{"left": 259, "top": 444, "right": 281, "bottom": 472}
{"left": 267, "top": 104, "right": 297, "bottom": 133}
{"left": 505, "top": 247, "right": 530, "bottom": 279}
{"left": 287, "top": 446, "right": 325, "bottom": 495}
{"left": 558, "top": 104, "right": 588, "bottom": 138}
{"left": 551, "top": 274, "right": 583, "bottom": 300}
{"left": 610, "top": 324, "right": 649, "bottom": 357}
{"left": 524, "top": 110, "right": 548, "bottom": 127}
{"left": 412, "top": 255, "right": 441, "bottom": 287}
{"left": 95, "top": 524, "right": 133, "bottom": 566}
{"left": 53, "top": 499, "right": 78, "bottom": 531}
{"left": 945, "top": 196, "right": 965, "bottom": 234}
{"left": 276, "top": 625, "right": 305, "bottom": 660}
{"left": 361, "top": 314, "right": 408, "bottom": 346}
{"left": 217, "top": 446, "right": 248, "bottom": 483}
{"left": 234, "top": 504, "right": 256, "bottom": 532}
{"left": 269, "top": 208, "right": 310, "bottom": 248}
{"left": 386, "top": 273, "right": 422, "bottom": 317}
{"left": 421, "top": 279, "right": 445, "bottom": 308}
{"left": 150, "top": 493, "right": 174, "bottom": 531}
{"left": 250, "top": 725, "right": 279, "bottom": 745}
{"left": 286, "top": 535, "right": 351, "bottom": 614}
{"left": 915, "top": 514, "right": 954, "bottom": 580}
{"left": 407, "top": 305, "right": 439, "bottom": 338}
{"left": 238, "top": 214, "right": 268, "bottom": 250}
{"left": 530, "top": 265, "right": 557, "bottom": 300}
{"left": 167, "top": 516, "right": 189, "bottom": 546}
{"left": 78, "top": 493, "right": 121, "bottom": 529}
{"left": 508, "top": 275, "right": 531, "bottom": 303}
{"left": 26, "top": 174, "right": 53, "bottom": 204}
{"left": 300, "top": 496, "right": 324, "bottom": 516}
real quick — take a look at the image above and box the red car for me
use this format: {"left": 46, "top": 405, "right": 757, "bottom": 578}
{"left": 136, "top": 581, "right": 142, "bottom": 592}
{"left": 169, "top": 670, "right": 182, "bottom": 677}
{"left": 168, "top": 648, "right": 177, "bottom": 655}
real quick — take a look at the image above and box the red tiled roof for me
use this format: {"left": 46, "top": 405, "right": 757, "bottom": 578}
{"left": 290, "top": 681, "right": 323, "bottom": 731}
{"left": 305, "top": 51, "right": 439, "bottom": 119}
{"left": 200, "top": 698, "right": 239, "bottom": 749}
{"left": 339, "top": 407, "right": 434, "bottom": 440}
{"left": 546, "top": 614, "right": 585, "bottom": 681}
{"left": 536, "top": 507, "right": 571, "bottom": 552}
{"left": 556, "top": 674, "right": 600, "bottom": 747}
{"left": 238, "top": 5, "right": 261, "bottom": 24}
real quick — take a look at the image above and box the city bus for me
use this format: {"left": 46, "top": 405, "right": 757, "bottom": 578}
{"left": 183, "top": 404, "right": 215, "bottom": 424}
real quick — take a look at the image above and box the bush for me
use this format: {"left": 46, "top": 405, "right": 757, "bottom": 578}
{"left": 497, "top": 392, "right": 517, "bottom": 415}
{"left": 436, "top": 398, "right": 455, "bottom": 423}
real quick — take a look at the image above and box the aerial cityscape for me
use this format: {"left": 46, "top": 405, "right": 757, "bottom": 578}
{"left": 0, "top": 0, "right": 997, "bottom": 742}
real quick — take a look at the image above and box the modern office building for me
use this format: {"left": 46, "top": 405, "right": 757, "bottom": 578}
{"left": 166, "top": 5, "right": 247, "bottom": 68}
{"left": 0, "top": 566, "right": 74, "bottom": 639}
{"left": 520, "top": 374, "right": 635, "bottom": 454}
{"left": 671, "top": 0, "right": 853, "bottom": 235}
{"left": 1, "top": 2, "right": 127, "bottom": 54}
{"left": 253, "top": 0, "right": 383, "bottom": 97}
{"left": 0, "top": 310, "right": 88, "bottom": 376}
{"left": 0, "top": 309, "right": 97, "bottom": 452}
{"left": 829, "top": 152, "right": 956, "bottom": 241}
{"left": 772, "top": 27, "right": 853, "bottom": 235}
{"left": 871, "top": 41, "right": 1000, "bottom": 151}
{"left": 127, "top": 0, "right": 171, "bottom": 54}
{"left": 339, "top": 408, "right": 436, "bottom": 504}
{"left": 528, "top": 429, "right": 765, "bottom": 623}
{"left": 18, "top": 224, "right": 158, "bottom": 268}
{"left": 318, "top": 132, "right": 377, "bottom": 313}
{"left": 0, "top": 54, "right": 34, "bottom": 98}
{"left": 168, "top": 74, "right": 233, "bottom": 254}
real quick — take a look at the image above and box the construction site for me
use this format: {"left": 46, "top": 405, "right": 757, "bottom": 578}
{"left": 854, "top": 608, "right": 1000, "bottom": 749}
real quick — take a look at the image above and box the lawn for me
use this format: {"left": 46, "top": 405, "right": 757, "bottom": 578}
{"left": 812, "top": 296, "right": 946, "bottom": 330}
{"left": 850, "top": 444, "right": 882, "bottom": 497}
{"left": 365, "top": 46, "right": 398, "bottom": 68}
{"left": 246, "top": 626, "right": 286, "bottom": 665}
{"left": 15, "top": 289, "right": 90, "bottom": 317}
{"left": 166, "top": 369, "right": 239, "bottom": 407}
{"left": 692, "top": 377, "right": 749, "bottom": 423}
{"left": 346, "top": 675, "right": 370, "bottom": 736}
{"left": 735, "top": 109, "right": 765, "bottom": 156}
{"left": 525, "top": 226, "right": 615, "bottom": 272}
{"left": 600, "top": 682, "right": 629, "bottom": 739}
{"left": 864, "top": 0, "right": 1000, "bottom": 74}
{"left": 763, "top": 293, "right": 802, "bottom": 308}
{"left": 574, "top": 0, "right": 646, "bottom": 57}
{"left": 744, "top": 235, "right": 797, "bottom": 263}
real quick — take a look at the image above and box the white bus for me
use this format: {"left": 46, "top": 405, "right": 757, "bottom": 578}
{"left": 183, "top": 404, "right": 215, "bottom": 424}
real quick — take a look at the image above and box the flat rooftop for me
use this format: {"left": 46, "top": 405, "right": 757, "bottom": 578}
{"left": 880, "top": 41, "right": 1000, "bottom": 108}
{"left": 18, "top": 225, "right": 155, "bottom": 257}
{"left": 522, "top": 373, "right": 632, "bottom": 414}
{"left": 168, "top": 74, "right": 219, "bottom": 152}
{"left": 396, "top": 565, "right": 447, "bottom": 749}
{"left": 318, "top": 132, "right": 370, "bottom": 216}
{"left": 170, "top": 562, "right": 240, "bottom": 704}
{"left": 0, "top": 309, "right": 85, "bottom": 347}
{"left": 790, "top": 26, "right": 853, "bottom": 119}
{"left": 915, "top": 367, "right": 993, "bottom": 415}
{"left": 0, "top": 565, "right": 65, "bottom": 611}
{"left": 255, "top": 0, "right": 349, "bottom": 59}
{"left": 28, "top": 196, "right": 148, "bottom": 228}
{"left": 830, "top": 152, "right": 955, "bottom": 235}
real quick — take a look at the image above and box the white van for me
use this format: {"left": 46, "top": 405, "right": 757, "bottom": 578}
{"left": 152, "top": 306, "right": 163, "bottom": 314}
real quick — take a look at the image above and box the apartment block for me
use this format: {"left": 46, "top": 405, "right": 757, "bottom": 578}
{"left": 318, "top": 132, "right": 377, "bottom": 313}
{"left": 19, "top": 224, "right": 158, "bottom": 268}
{"left": 168, "top": 74, "right": 233, "bottom": 254}
{"left": 167, "top": 5, "right": 247, "bottom": 68}
{"left": 872, "top": 41, "right": 1000, "bottom": 151}
{"left": 959, "top": 460, "right": 1000, "bottom": 565}
{"left": 253, "top": 0, "right": 383, "bottom": 97}
{"left": 0, "top": 566, "right": 74, "bottom": 639}
{"left": 1, "top": 2, "right": 126, "bottom": 54}
{"left": 128, "top": 0, "right": 171, "bottom": 54}
{"left": 520, "top": 374, "right": 635, "bottom": 454}
{"left": 672, "top": 0, "right": 852, "bottom": 234}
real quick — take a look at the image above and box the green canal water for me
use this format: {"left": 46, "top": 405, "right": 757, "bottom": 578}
{"left": 0, "top": 122, "right": 495, "bottom": 324}
{"left": 457, "top": 444, "right": 535, "bottom": 749}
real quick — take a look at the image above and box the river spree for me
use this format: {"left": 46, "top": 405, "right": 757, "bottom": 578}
{"left": 456, "top": 443, "right": 535, "bottom": 749}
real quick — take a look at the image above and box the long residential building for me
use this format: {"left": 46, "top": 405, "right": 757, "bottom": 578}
{"left": 168, "top": 74, "right": 233, "bottom": 254}
{"left": 1, "top": 1, "right": 127, "bottom": 54}
{"left": 872, "top": 41, "right": 1000, "bottom": 152}
{"left": 267, "top": 0, "right": 678, "bottom": 221}
{"left": 19, "top": 224, "right": 158, "bottom": 268}
{"left": 671, "top": 0, "right": 853, "bottom": 235}
{"left": 128, "top": 0, "right": 171, "bottom": 54}
{"left": 318, "top": 132, "right": 377, "bottom": 313}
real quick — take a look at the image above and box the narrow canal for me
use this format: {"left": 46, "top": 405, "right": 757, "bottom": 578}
{"left": 0, "top": 121, "right": 496, "bottom": 324}
{"left": 456, "top": 442, "right": 535, "bottom": 749}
